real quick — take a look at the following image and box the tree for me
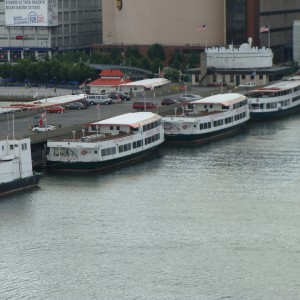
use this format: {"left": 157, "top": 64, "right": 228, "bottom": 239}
{"left": 0, "top": 63, "right": 13, "bottom": 80}
{"left": 150, "top": 58, "right": 162, "bottom": 74}
{"left": 138, "top": 57, "right": 151, "bottom": 70}
{"left": 126, "top": 46, "right": 142, "bottom": 59}
{"left": 163, "top": 68, "right": 180, "bottom": 82}
{"left": 147, "top": 43, "right": 166, "bottom": 61}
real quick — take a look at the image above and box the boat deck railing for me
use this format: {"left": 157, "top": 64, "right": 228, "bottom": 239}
{"left": 50, "top": 131, "right": 134, "bottom": 143}
{"left": 164, "top": 110, "right": 223, "bottom": 118}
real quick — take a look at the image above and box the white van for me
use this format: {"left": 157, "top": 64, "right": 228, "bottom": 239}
{"left": 86, "top": 95, "right": 112, "bottom": 105}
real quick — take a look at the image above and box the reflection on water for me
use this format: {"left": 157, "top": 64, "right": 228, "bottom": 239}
{"left": 1, "top": 116, "right": 300, "bottom": 299}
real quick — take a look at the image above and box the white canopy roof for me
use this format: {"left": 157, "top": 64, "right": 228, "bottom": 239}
{"left": 91, "top": 112, "right": 161, "bottom": 128}
{"left": 119, "top": 78, "right": 171, "bottom": 89}
{"left": 192, "top": 93, "right": 246, "bottom": 106}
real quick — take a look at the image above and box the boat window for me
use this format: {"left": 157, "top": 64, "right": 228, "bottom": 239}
{"left": 213, "top": 119, "right": 223, "bottom": 127}
{"left": 144, "top": 133, "right": 160, "bottom": 145}
{"left": 266, "top": 102, "right": 277, "bottom": 109}
{"left": 101, "top": 147, "right": 116, "bottom": 156}
{"left": 10, "top": 145, "right": 14, "bottom": 150}
{"left": 294, "top": 86, "right": 300, "bottom": 92}
{"left": 292, "top": 95, "right": 300, "bottom": 102}
{"left": 118, "top": 143, "right": 131, "bottom": 153}
{"left": 250, "top": 103, "right": 259, "bottom": 110}
{"left": 133, "top": 140, "right": 143, "bottom": 149}
{"left": 200, "top": 123, "right": 210, "bottom": 130}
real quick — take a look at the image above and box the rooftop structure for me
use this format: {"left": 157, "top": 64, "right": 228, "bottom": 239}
{"left": 206, "top": 39, "right": 273, "bottom": 69}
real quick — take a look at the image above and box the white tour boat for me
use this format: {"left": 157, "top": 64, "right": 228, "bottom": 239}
{"left": 247, "top": 77, "right": 300, "bottom": 120}
{"left": 0, "top": 138, "right": 40, "bottom": 197}
{"left": 46, "top": 112, "right": 165, "bottom": 172}
{"left": 162, "top": 93, "right": 250, "bottom": 145}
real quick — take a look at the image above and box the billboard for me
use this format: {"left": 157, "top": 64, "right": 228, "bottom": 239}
{"left": 5, "top": 0, "right": 58, "bottom": 27}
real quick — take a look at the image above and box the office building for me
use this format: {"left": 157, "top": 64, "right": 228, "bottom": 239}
{"left": 294, "top": 20, "right": 300, "bottom": 63}
{"left": 0, "top": 0, "right": 102, "bottom": 62}
{"left": 97, "top": 0, "right": 300, "bottom": 63}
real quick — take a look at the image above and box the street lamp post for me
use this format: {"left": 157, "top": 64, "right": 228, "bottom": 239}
{"left": 82, "top": 78, "right": 91, "bottom": 101}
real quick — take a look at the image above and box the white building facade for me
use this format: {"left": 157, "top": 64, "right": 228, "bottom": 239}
{"left": 206, "top": 43, "right": 273, "bottom": 69}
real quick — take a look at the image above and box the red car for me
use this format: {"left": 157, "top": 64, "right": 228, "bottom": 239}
{"left": 132, "top": 101, "right": 157, "bottom": 110}
{"left": 46, "top": 106, "right": 66, "bottom": 113}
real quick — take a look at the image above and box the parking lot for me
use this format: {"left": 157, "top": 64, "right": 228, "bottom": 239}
{"left": 0, "top": 85, "right": 223, "bottom": 138}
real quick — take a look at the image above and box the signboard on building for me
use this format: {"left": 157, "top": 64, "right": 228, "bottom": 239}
{"left": 4, "top": 0, "right": 58, "bottom": 27}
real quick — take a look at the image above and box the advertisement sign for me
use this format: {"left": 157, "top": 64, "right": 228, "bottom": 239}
{"left": 5, "top": 0, "right": 58, "bottom": 27}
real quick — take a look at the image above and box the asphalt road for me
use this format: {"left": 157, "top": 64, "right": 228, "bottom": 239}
{"left": 0, "top": 85, "right": 224, "bottom": 139}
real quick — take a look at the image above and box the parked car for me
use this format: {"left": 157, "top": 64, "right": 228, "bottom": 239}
{"left": 78, "top": 99, "right": 90, "bottom": 107}
{"left": 106, "top": 91, "right": 131, "bottom": 101}
{"left": 239, "top": 82, "right": 256, "bottom": 88}
{"left": 65, "top": 102, "right": 88, "bottom": 110}
{"left": 161, "top": 98, "right": 178, "bottom": 106}
{"left": 86, "top": 95, "right": 112, "bottom": 105}
{"left": 46, "top": 106, "right": 66, "bottom": 113}
{"left": 179, "top": 94, "right": 202, "bottom": 102}
{"left": 132, "top": 101, "right": 157, "bottom": 110}
{"left": 32, "top": 125, "right": 56, "bottom": 132}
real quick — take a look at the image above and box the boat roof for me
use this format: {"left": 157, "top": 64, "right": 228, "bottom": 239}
{"left": 91, "top": 112, "right": 161, "bottom": 128}
{"left": 191, "top": 93, "right": 246, "bottom": 106}
{"left": 249, "top": 79, "right": 300, "bottom": 92}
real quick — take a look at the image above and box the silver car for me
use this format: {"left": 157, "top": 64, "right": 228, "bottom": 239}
{"left": 179, "top": 94, "right": 202, "bottom": 102}
{"left": 86, "top": 95, "right": 113, "bottom": 105}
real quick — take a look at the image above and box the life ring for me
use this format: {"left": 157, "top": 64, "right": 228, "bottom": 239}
{"left": 256, "top": 98, "right": 259, "bottom": 102}
{"left": 183, "top": 125, "right": 188, "bottom": 129}
{"left": 81, "top": 150, "right": 87, "bottom": 155}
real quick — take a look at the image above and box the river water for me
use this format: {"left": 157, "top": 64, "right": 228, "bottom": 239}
{"left": 1, "top": 116, "right": 300, "bottom": 300}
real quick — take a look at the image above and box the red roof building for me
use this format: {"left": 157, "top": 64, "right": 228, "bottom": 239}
{"left": 87, "top": 69, "right": 132, "bottom": 94}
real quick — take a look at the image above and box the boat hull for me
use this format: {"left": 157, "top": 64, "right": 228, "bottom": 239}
{"left": 164, "top": 123, "right": 247, "bottom": 146}
{"left": 250, "top": 104, "right": 300, "bottom": 121}
{"left": 46, "top": 147, "right": 160, "bottom": 172}
{"left": 0, "top": 174, "right": 41, "bottom": 197}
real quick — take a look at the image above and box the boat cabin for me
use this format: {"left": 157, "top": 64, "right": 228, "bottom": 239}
{"left": 188, "top": 93, "right": 248, "bottom": 115}
{"left": 89, "top": 112, "right": 162, "bottom": 136}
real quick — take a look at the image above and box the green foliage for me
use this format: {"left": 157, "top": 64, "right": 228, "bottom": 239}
{"left": 163, "top": 68, "right": 180, "bottom": 82}
{"left": 289, "top": 60, "right": 299, "bottom": 74}
{"left": 0, "top": 54, "right": 97, "bottom": 85}
{"left": 0, "top": 47, "right": 201, "bottom": 85}
{"left": 138, "top": 57, "right": 151, "bottom": 70}
{"left": 147, "top": 43, "right": 166, "bottom": 61}
{"left": 150, "top": 58, "right": 162, "bottom": 74}
{"left": 125, "top": 46, "right": 142, "bottom": 59}
{"left": 0, "top": 63, "right": 12, "bottom": 79}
